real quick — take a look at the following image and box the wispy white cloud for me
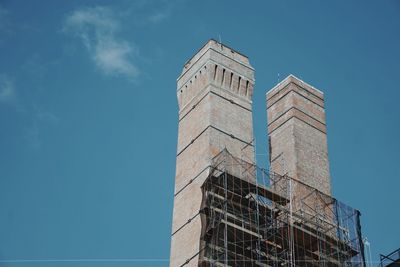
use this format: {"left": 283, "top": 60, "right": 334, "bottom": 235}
{"left": 0, "top": 5, "right": 12, "bottom": 37}
{"left": 94, "top": 37, "right": 136, "bottom": 76}
{"left": 148, "top": 10, "right": 170, "bottom": 24}
{"left": 0, "top": 74, "right": 16, "bottom": 104}
{"left": 21, "top": 54, "right": 48, "bottom": 80}
{"left": 26, "top": 108, "right": 60, "bottom": 149}
{"left": 35, "top": 110, "right": 60, "bottom": 125}
{"left": 0, "top": 72, "right": 59, "bottom": 149}
{"left": 0, "top": 5, "right": 8, "bottom": 25}
{"left": 64, "top": 6, "right": 138, "bottom": 79}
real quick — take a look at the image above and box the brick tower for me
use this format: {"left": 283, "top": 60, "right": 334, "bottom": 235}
{"left": 170, "top": 42, "right": 365, "bottom": 267}
{"left": 170, "top": 39, "right": 255, "bottom": 266}
{"left": 266, "top": 74, "right": 331, "bottom": 195}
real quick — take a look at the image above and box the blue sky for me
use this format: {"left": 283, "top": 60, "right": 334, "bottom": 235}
{"left": 0, "top": 0, "right": 399, "bottom": 266}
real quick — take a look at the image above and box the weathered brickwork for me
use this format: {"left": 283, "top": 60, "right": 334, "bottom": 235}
{"left": 171, "top": 40, "right": 255, "bottom": 267}
{"left": 267, "top": 75, "right": 331, "bottom": 195}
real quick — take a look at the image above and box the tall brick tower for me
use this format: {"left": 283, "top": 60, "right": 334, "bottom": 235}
{"left": 266, "top": 74, "right": 331, "bottom": 195}
{"left": 170, "top": 39, "right": 255, "bottom": 266}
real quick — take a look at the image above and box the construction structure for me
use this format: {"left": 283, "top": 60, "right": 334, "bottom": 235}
{"left": 170, "top": 39, "right": 365, "bottom": 267}
{"left": 380, "top": 248, "right": 400, "bottom": 267}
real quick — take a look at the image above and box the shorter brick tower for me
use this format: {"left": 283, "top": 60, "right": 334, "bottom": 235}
{"left": 267, "top": 74, "right": 331, "bottom": 195}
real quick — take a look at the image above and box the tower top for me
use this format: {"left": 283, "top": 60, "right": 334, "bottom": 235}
{"left": 184, "top": 39, "right": 250, "bottom": 65}
{"left": 267, "top": 74, "right": 324, "bottom": 99}
{"left": 178, "top": 39, "right": 254, "bottom": 85}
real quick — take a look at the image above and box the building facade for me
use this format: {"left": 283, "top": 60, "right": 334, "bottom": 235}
{"left": 170, "top": 40, "right": 365, "bottom": 267}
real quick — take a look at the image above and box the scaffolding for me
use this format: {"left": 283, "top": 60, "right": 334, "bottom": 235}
{"left": 198, "top": 149, "right": 365, "bottom": 267}
{"left": 380, "top": 248, "right": 400, "bottom": 267}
